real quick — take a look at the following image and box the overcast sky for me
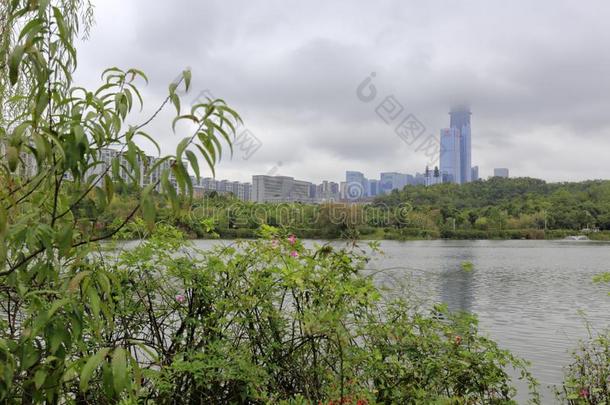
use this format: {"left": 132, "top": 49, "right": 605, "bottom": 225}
{"left": 76, "top": 0, "right": 610, "bottom": 184}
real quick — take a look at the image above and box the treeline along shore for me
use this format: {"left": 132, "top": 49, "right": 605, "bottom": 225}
{"left": 89, "top": 177, "right": 610, "bottom": 240}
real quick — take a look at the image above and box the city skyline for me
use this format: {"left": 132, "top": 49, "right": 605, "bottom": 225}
{"left": 85, "top": 140, "right": 505, "bottom": 205}
{"left": 76, "top": 0, "right": 610, "bottom": 184}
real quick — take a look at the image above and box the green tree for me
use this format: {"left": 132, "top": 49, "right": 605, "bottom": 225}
{"left": 0, "top": 1, "right": 239, "bottom": 401}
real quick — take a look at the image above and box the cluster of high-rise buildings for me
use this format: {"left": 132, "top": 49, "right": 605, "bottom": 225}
{"left": 196, "top": 177, "right": 252, "bottom": 200}
{"left": 339, "top": 107, "right": 479, "bottom": 200}
{"left": 432, "top": 107, "right": 507, "bottom": 184}
{"left": 250, "top": 172, "right": 427, "bottom": 203}
{"left": 87, "top": 148, "right": 253, "bottom": 201}
{"left": 436, "top": 106, "right": 476, "bottom": 184}
{"left": 343, "top": 170, "right": 428, "bottom": 200}
{"left": 251, "top": 170, "right": 444, "bottom": 203}
{"left": 340, "top": 107, "right": 512, "bottom": 200}
{"left": 250, "top": 107, "right": 513, "bottom": 203}
{"left": 7, "top": 106, "right": 511, "bottom": 204}
{"left": 1, "top": 145, "right": 255, "bottom": 201}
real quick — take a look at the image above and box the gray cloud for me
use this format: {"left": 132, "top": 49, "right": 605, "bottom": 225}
{"left": 76, "top": 0, "right": 610, "bottom": 183}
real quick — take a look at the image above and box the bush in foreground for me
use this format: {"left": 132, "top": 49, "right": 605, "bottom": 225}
{"left": 11, "top": 224, "right": 534, "bottom": 404}
{"left": 556, "top": 331, "right": 610, "bottom": 404}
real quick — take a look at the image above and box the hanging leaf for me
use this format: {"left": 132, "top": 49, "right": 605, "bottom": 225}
{"left": 171, "top": 114, "right": 199, "bottom": 132}
{"left": 7, "top": 146, "right": 19, "bottom": 172}
{"left": 161, "top": 171, "right": 178, "bottom": 211}
{"left": 170, "top": 92, "right": 181, "bottom": 114}
{"left": 176, "top": 137, "right": 190, "bottom": 160}
{"left": 183, "top": 69, "right": 192, "bottom": 91}
{"left": 68, "top": 271, "right": 91, "bottom": 292}
{"left": 34, "top": 369, "right": 47, "bottom": 389}
{"left": 111, "top": 347, "right": 127, "bottom": 393}
{"left": 141, "top": 194, "right": 155, "bottom": 231}
{"left": 104, "top": 175, "right": 114, "bottom": 204}
{"left": 0, "top": 205, "right": 6, "bottom": 233}
{"left": 55, "top": 224, "right": 73, "bottom": 256}
{"left": 185, "top": 150, "right": 200, "bottom": 179}
{"left": 8, "top": 45, "right": 25, "bottom": 86}
{"left": 52, "top": 7, "right": 70, "bottom": 40}
{"left": 168, "top": 82, "right": 178, "bottom": 96}
{"left": 80, "top": 348, "right": 110, "bottom": 392}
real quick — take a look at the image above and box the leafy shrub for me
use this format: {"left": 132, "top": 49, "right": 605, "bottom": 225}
{"left": 556, "top": 332, "right": 610, "bottom": 404}
{"left": 356, "top": 226, "right": 376, "bottom": 236}
{"left": 0, "top": 1, "right": 239, "bottom": 403}
{"left": 34, "top": 224, "right": 536, "bottom": 404}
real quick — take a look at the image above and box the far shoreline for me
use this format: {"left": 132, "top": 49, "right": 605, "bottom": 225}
{"left": 110, "top": 232, "right": 610, "bottom": 243}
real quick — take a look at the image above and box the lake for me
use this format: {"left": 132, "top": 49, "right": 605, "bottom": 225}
{"left": 187, "top": 239, "right": 610, "bottom": 403}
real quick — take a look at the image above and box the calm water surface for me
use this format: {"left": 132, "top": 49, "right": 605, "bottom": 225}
{"left": 190, "top": 239, "right": 610, "bottom": 403}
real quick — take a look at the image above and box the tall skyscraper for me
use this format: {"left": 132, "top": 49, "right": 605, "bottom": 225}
{"left": 439, "top": 128, "right": 461, "bottom": 184}
{"left": 438, "top": 106, "right": 473, "bottom": 185}
{"left": 459, "top": 126, "right": 472, "bottom": 183}
{"left": 449, "top": 106, "right": 472, "bottom": 183}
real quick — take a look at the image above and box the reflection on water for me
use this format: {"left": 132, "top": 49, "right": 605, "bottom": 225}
{"left": 439, "top": 248, "right": 475, "bottom": 313}
{"left": 359, "top": 239, "right": 610, "bottom": 404}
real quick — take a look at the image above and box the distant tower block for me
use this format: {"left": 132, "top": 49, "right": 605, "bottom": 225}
{"left": 440, "top": 105, "right": 472, "bottom": 185}
{"left": 494, "top": 168, "right": 509, "bottom": 178}
{"left": 449, "top": 105, "right": 472, "bottom": 183}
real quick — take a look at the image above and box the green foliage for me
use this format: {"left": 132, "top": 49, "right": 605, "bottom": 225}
{"left": 593, "top": 272, "right": 610, "bottom": 296}
{"left": 90, "top": 178, "right": 610, "bottom": 242}
{"left": 373, "top": 177, "right": 610, "bottom": 237}
{"left": 0, "top": 1, "right": 239, "bottom": 402}
{"left": 556, "top": 331, "right": 610, "bottom": 404}
{"left": 593, "top": 273, "right": 610, "bottom": 284}
{"left": 461, "top": 261, "right": 474, "bottom": 272}
{"left": 73, "top": 225, "right": 538, "bottom": 404}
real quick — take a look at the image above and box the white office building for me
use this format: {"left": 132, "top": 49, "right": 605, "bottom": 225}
{"left": 251, "top": 175, "right": 313, "bottom": 203}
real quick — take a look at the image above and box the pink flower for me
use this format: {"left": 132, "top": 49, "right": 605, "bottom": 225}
{"left": 175, "top": 294, "right": 186, "bottom": 304}
{"left": 271, "top": 239, "right": 279, "bottom": 248}
{"left": 579, "top": 388, "right": 589, "bottom": 398}
{"left": 288, "top": 234, "right": 297, "bottom": 245}
{"left": 290, "top": 251, "right": 299, "bottom": 258}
